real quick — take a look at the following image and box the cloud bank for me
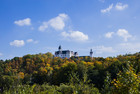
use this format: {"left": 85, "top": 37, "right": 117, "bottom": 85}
{"left": 14, "top": 18, "right": 31, "bottom": 26}
{"left": 101, "top": 4, "right": 113, "bottom": 13}
{"left": 10, "top": 40, "right": 25, "bottom": 47}
{"left": 105, "top": 32, "right": 114, "bottom": 38}
{"left": 61, "top": 31, "right": 88, "bottom": 42}
{"left": 101, "top": 3, "right": 128, "bottom": 13}
{"left": 26, "top": 39, "right": 38, "bottom": 44}
{"left": 117, "top": 29, "right": 132, "bottom": 42}
{"left": 105, "top": 29, "right": 133, "bottom": 42}
{"left": 39, "top": 13, "right": 89, "bottom": 42}
{"left": 115, "top": 3, "right": 128, "bottom": 11}
{"left": 39, "top": 13, "right": 68, "bottom": 31}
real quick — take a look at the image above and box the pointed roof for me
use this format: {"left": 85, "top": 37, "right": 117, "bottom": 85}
{"left": 90, "top": 49, "right": 93, "bottom": 54}
{"left": 58, "top": 45, "right": 61, "bottom": 50}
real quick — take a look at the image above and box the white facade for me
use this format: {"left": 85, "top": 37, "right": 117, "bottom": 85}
{"left": 55, "top": 46, "right": 93, "bottom": 59}
{"left": 55, "top": 46, "right": 78, "bottom": 59}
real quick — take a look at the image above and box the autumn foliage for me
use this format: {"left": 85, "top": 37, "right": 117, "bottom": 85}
{"left": 0, "top": 52, "right": 140, "bottom": 93}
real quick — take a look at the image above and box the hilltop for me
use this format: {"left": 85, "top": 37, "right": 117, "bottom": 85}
{"left": 0, "top": 52, "right": 140, "bottom": 93}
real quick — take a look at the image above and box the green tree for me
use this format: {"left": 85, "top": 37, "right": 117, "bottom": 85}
{"left": 111, "top": 64, "right": 140, "bottom": 94}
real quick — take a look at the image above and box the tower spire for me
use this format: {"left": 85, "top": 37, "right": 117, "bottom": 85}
{"left": 58, "top": 45, "right": 61, "bottom": 50}
{"left": 58, "top": 45, "right": 62, "bottom": 53}
{"left": 90, "top": 49, "right": 93, "bottom": 58}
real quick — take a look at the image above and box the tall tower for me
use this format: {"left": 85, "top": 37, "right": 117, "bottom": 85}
{"left": 90, "top": 49, "right": 93, "bottom": 58}
{"left": 58, "top": 45, "right": 62, "bottom": 53}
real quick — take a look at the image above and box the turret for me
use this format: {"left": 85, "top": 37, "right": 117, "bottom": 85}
{"left": 58, "top": 45, "right": 62, "bottom": 54}
{"left": 74, "top": 52, "right": 78, "bottom": 57}
{"left": 90, "top": 49, "right": 93, "bottom": 58}
{"left": 58, "top": 45, "right": 61, "bottom": 51}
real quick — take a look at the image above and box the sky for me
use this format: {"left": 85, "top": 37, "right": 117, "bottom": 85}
{"left": 0, "top": 0, "right": 140, "bottom": 60}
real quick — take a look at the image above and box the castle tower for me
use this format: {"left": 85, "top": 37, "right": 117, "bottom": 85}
{"left": 90, "top": 49, "right": 93, "bottom": 58}
{"left": 58, "top": 45, "right": 62, "bottom": 54}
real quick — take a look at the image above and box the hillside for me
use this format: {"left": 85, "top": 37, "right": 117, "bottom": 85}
{"left": 0, "top": 52, "right": 140, "bottom": 94}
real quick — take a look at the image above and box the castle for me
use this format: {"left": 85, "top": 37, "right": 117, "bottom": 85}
{"left": 55, "top": 45, "right": 93, "bottom": 59}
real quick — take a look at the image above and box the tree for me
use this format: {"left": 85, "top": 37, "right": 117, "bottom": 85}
{"left": 111, "top": 63, "right": 140, "bottom": 94}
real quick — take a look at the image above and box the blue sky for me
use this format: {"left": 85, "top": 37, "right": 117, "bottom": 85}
{"left": 0, "top": 0, "right": 140, "bottom": 60}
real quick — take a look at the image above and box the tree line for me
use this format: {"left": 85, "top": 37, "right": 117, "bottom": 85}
{"left": 0, "top": 52, "right": 140, "bottom": 94}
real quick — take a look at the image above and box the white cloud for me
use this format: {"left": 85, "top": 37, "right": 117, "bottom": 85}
{"left": 39, "top": 13, "right": 68, "bottom": 31}
{"left": 27, "top": 39, "right": 33, "bottom": 43}
{"left": 104, "top": 29, "right": 134, "bottom": 42}
{"left": 38, "top": 13, "right": 89, "bottom": 42}
{"left": 0, "top": 53, "right": 3, "bottom": 56}
{"left": 115, "top": 3, "right": 128, "bottom": 10}
{"left": 101, "top": 4, "right": 113, "bottom": 13}
{"left": 105, "top": 32, "right": 114, "bottom": 38}
{"left": 61, "top": 31, "right": 88, "bottom": 42}
{"left": 92, "top": 46, "right": 116, "bottom": 54}
{"left": 10, "top": 40, "right": 25, "bottom": 47}
{"left": 26, "top": 39, "right": 39, "bottom": 44}
{"left": 38, "top": 22, "right": 48, "bottom": 31}
{"left": 117, "top": 29, "right": 132, "bottom": 41}
{"left": 14, "top": 18, "right": 31, "bottom": 26}
{"left": 49, "top": 14, "right": 68, "bottom": 30}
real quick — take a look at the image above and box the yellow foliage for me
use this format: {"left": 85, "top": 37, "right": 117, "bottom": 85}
{"left": 18, "top": 72, "right": 24, "bottom": 79}
{"left": 39, "top": 67, "right": 47, "bottom": 74}
{"left": 46, "top": 63, "right": 50, "bottom": 67}
{"left": 111, "top": 66, "right": 140, "bottom": 93}
{"left": 95, "top": 61, "right": 102, "bottom": 65}
{"left": 33, "top": 71, "right": 38, "bottom": 74}
{"left": 105, "top": 57, "right": 110, "bottom": 61}
{"left": 83, "top": 62, "right": 94, "bottom": 67}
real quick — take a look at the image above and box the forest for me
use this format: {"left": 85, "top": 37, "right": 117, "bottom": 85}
{"left": 0, "top": 52, "right": 140, "bottom": 94}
